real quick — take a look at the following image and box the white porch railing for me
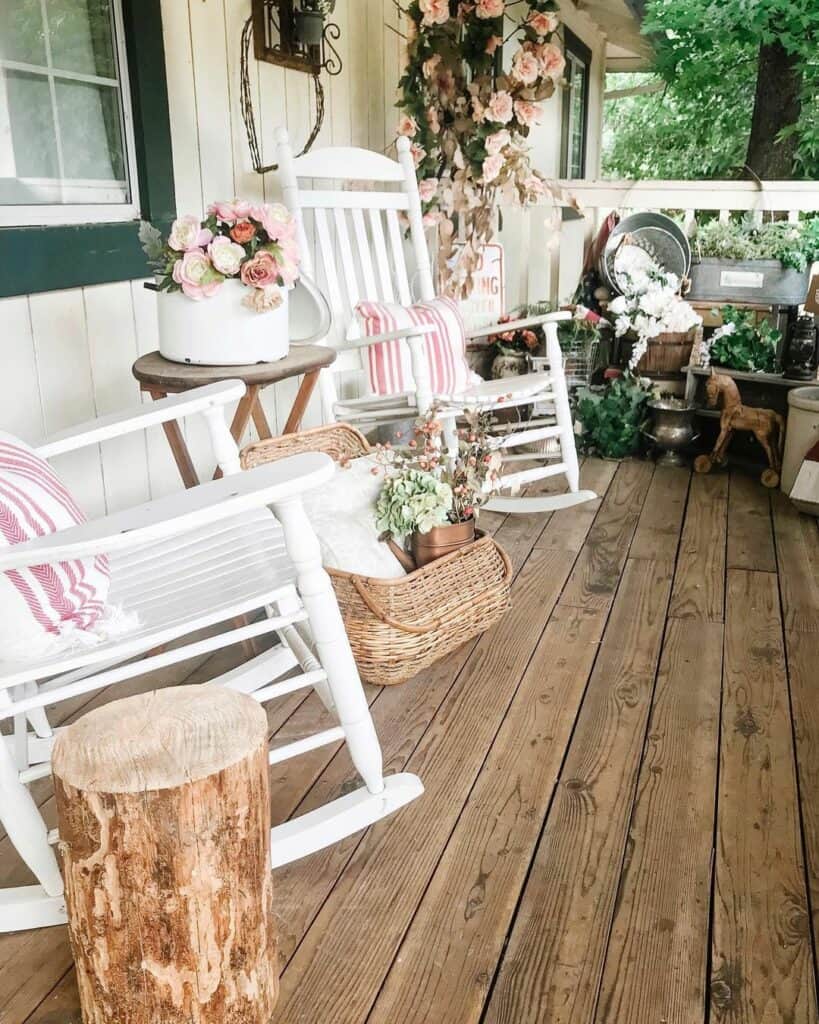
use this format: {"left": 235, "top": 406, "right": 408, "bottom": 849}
{"left": 501, "top": 179, "right": 819, "bottom": 306}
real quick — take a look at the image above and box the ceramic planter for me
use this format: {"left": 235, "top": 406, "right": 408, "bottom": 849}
{"left": 411, "top": 517, "right": 475, "bottom": 568}
{"left": 156, "top": 274, "right": 330, "bottom": 366}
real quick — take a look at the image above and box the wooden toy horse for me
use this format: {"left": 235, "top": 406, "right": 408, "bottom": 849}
{"left": 694, "top": 369, "right": 785, "bottom": 487}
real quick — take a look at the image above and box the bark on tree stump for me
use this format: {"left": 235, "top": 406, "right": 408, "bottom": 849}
{"left": 52, "top": 686, "right": 278, "bottom": 1024}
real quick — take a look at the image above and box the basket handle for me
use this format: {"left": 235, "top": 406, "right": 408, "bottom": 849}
{"left": 351, "top": 576, "right": 443, "bottom": 635}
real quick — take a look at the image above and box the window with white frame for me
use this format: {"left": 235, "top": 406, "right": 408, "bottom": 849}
{"left": 0, "top": 0, "right": 139, "bottom": 226}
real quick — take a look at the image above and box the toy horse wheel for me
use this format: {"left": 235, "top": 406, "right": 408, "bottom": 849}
{"left": 694, "top": 454, "right": 714, "bottom": 475}
{"left": 761, "top": 468, "right": 780, "bottom": 489}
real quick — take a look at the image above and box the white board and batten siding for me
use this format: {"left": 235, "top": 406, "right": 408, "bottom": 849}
{"left": 0, "top": 0, "right": 405, "bottom": 514}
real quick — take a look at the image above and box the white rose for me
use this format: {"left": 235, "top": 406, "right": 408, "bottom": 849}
{"left": 209, "top": 235, "right": 246, "bottom": 277}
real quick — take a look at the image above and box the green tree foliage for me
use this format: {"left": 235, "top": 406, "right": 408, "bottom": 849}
{"left": 602, "top": 0, "right": 819, "bottom": 180}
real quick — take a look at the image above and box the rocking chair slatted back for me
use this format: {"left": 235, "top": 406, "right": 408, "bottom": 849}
{"left": 276, "top": 129, "right": 433, "bottom": 419}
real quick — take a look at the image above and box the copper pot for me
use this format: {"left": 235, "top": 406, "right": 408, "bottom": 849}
{"left": 411, "top": 517, "right": 476, "bottom": 567}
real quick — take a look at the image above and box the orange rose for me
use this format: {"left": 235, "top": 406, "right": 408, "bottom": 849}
{"left": 230, "top": 220, "right": 256, "bottom": 244}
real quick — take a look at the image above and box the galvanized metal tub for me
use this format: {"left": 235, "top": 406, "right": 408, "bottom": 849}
{"left": 688, "top": 258, "right": 810, "bottom": 305}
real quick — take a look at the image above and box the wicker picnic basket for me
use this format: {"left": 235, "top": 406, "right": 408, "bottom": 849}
{"left": 241, "top": 424, "right": 512, "bottom": 686}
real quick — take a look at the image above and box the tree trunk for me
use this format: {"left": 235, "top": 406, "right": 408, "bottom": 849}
{"left": 52, "top": 687, "right": 278, "bottom": 1024}
{"left": 745, "top": 41, "right": 802, "bottom": 179}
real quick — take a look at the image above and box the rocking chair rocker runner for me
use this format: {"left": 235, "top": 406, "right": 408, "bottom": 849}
{"left": 275, "top": 128, "right": 596, "bottom": 515}
{"left": 0, "top": 380, "right": 422, "bottom": 933}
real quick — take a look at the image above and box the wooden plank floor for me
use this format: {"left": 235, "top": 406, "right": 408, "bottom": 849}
{"left": 5, "top": 458, "right": 819, "bottom": 1024}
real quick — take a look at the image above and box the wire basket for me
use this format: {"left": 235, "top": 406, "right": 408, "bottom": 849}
{"left": 530, "top": 336, "right": 600, "bottom": 391}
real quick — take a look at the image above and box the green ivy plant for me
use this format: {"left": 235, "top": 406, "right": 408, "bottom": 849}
{"left": 705, "top": 305, "right": 782, "bottom": 373}
{"left": 575, "top": 375, "right": 652, "bottom": 460}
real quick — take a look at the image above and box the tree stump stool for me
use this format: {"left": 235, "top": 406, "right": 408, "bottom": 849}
{"left": 52, "top": 686, "right": 278, "bottom": 1024}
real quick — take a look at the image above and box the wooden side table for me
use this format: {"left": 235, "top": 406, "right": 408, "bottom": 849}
{"left": 133, "top": 346, "right": 336, "bottom": 488}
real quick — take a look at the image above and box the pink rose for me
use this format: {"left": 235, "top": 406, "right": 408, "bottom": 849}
{"left": 485, "top": 129, "right": 511, "bottom": 155}
{"left": 487, "top": 91, "right": 514, "bottom": 124}
{"left": 419, "top": 0, "right": 449, "bottom": 25}
{"left": 419, "top": 178, "right": 438, "bottom": 202}
{"left": 422, "top": 54, "right": 441, "bottom": 78}
{"left": 168, "top": 215, "right": 212, "bottom": 252}
{"left": 254, "top": 202, "right": 297, "bottom": 244}
{"left": 410, "top": 143, "right": 426, "bottom": 167}
{"left": 524, "top": 174, "right": 546, "bottom": 197}
{"left": 274, "top": 237, "right": 301, "bottom": 286}
{"left": 207, "top": 199, "right": 252, "bottom": 224}
{"left": 528, "top": 10, "right": 558, "bottom": 36}
{"left": 397, "top": 113, "right": 419, "bottom": 137}
{"left": 514, "top": 100, "right": 542, "bottom": 127}
{"left": 172, "top": 250, "right": 223, "bottom": 299}
{"left": 240, "top": 250, "right": 282, "bottom": 289}
{"left": 512, "top": 49, "right": 541, "bottom": 86}
{"left": 476, "top": 0, "right": 504, "bottom": 18}
{"left": 208, "top": 235, "right": 246, "bottom": 277}
{"left": 538, "top": 42, "right": 566, "bottom": 80}
{"left": 482, "top": 153, "right": 504, "bottom": 183}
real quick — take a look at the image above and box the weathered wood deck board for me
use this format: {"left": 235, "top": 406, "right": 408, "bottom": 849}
{"left": 482, "top": 557, "right": 675, "bottom": 1024}
{"left": 786, "top": 628, "right": 819, "bottom": 946}
{"left": 628, "top": 464, "right": 690, "bottom": 563}
{"left": 13, "top": 461, "right": 819, "bottom": 1024}
{"left": 559, "top": 459, "right": 654, "bottom": 609}
{"left": 267, "top": 464, "right": 615, "bottom": 1024}
{"left": 367, "top": 600, "right": 609, "bottom": 1024}
{"left": 727, "top": 472, "right": 776, "bottom": 572}
{"left": 668, "top": 472, "right": 729, "bottom": 622}
{"left": 711, "top": 570, "right": 817, "bottom": 1023}
{"left": 772, "top": 492, "right": 819, "bottom": 634}
{"left": 595, "top": 618, "right": 723, "bottom": 1024}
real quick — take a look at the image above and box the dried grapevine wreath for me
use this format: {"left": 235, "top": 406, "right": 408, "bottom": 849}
{"left": 397, "top": 0, "right": 572, "bottom": 297}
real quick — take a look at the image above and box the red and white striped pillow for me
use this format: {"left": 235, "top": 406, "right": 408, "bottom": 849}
{"left": 355, "top": 297, "right": 478, "bottom": 398}
{"left": 0, "top": 433, "right": 111, "bottom": 660}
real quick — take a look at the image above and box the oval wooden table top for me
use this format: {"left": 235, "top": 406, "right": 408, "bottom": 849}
{"left": 132, "top": 345, "right": 337, "bottom": 390}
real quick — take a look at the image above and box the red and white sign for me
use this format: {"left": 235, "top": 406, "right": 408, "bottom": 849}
{"left": 456, "top": 243, "right": 505, "bottom": 335}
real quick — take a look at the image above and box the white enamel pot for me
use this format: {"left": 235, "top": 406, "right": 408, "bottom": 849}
{"left": 155, "top": 273, "right": 331, "bottom": 366}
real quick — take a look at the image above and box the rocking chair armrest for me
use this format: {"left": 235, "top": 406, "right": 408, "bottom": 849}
{"left": 337, "top": 323, "right": 437, "bottom": 352}
{"left": 0, "top": 453, "right": 334, "bottom": 571}
{"left": 466, "top": 311, "right": 573, "bottom": 341}
{"left": 34, "top": 381, "right": 247, "bottom": 458}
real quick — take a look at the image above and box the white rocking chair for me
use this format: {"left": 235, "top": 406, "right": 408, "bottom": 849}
{"left": 276, "top": 129, "right": 596, "bottom": 515}
{"left": 0, "top": 380, "right": 422, "bottom": 933}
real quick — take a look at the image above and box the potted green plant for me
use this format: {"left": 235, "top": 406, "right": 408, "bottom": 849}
{"left": 688, "top": 218, "right": 819, "bottom": 305}
{"left": 575, "top": 374, "right": 653, "bottom": 459}
{"left": 374, "top": 409, "right": 502, "bottom": 567}
{"left": 699, "top": 305, "right": 782, "bottom": 373}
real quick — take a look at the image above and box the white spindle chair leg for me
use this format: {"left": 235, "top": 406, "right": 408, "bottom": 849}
{"left": 201, "top": 404, "right": 242, "bottom": 476}
{"left": 25, "top": 681, "right": 53, "bottom": 740}
{"left": 547, "top": 327, "right": 580, "bottom": 492}
{"left": 271, "top": 495, "right": 385, "bottom": 795}
{"left": 0, "top": 719, "right": 64, "bottom": 897}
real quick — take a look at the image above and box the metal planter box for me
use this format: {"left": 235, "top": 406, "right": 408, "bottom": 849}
{"left": 688, "top": 258, "right": 810, "bottom": 305}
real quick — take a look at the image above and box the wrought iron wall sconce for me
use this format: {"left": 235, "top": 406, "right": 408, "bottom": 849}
{"left": 251, "top": 0, "right": 342, "bottom": 77}
{"left": 241, "top": 0, "right": 342, "bottom": 176}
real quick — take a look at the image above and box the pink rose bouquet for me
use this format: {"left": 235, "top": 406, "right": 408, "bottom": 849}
{"left": 140, "top": 200, "right": 302, "bottom": 311}
{"left": 397, "top": 0, "right": 571, "bottom": 298}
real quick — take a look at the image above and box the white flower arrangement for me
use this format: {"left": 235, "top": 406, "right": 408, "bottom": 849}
{"left": 608, "top": 247, "right": 701, "bottom": 371}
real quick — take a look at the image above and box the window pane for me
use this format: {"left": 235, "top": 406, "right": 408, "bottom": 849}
{"left": 46, "top": 0, "right": 116, "bottom": 78}
{"left": 0, "top": 0, "right": 132, "bottom": 210}
{"left": 56, "top": 80, "right": 125, "bottom": 181}
{"left": 0, "top": 0, "right": 47, "bottom": 66}
{"left": 2, "top": 70, "right": 59, "bottom": 180}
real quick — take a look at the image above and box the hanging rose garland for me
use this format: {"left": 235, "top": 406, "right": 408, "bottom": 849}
{"left": 397, "top": 0, "right": 571, "bottom": 297}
